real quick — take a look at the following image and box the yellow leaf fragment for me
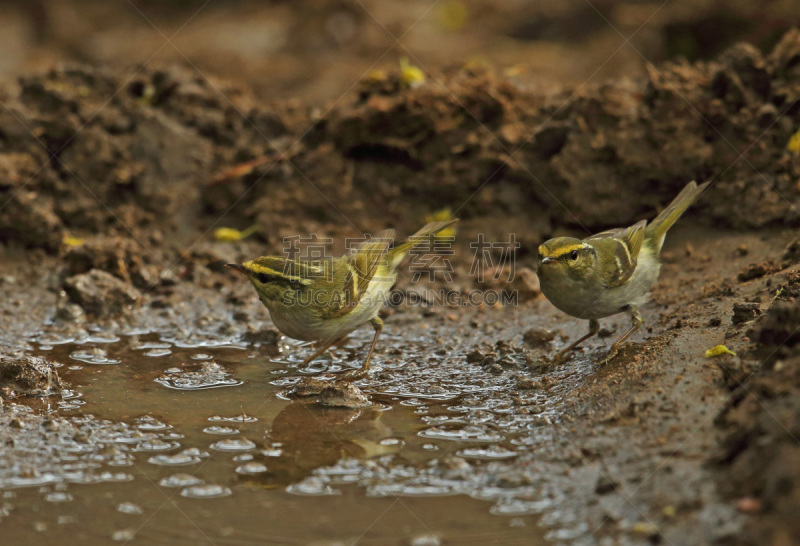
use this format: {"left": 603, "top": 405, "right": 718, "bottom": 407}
{"left": 214, "top": 225, "right": 257, "bottom": 243}
{"left": 400, "top": 57, "right": 425, "bottom": 88}
{"left": 363, "top": 69, "right": 387, "bottom": 83}
{"left": 705, "top": 344, "right": 736, "bottom": 358}
{"left": 632, "top": 522, "right": 659, "bottom": 535}
{"left": 788, "top": 127, "right": 800, "bottom": 154}
{"left": 62, "top": 235, "right": 85, "bottom": 247}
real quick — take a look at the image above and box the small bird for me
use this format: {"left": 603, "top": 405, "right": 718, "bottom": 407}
{"left": 537, "top": 181, "right": 710, "bottom": 363}
{"left": 227, "top": 219, "right": 457, "bottom": 377}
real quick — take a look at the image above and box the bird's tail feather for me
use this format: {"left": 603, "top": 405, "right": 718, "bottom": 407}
{"left": 645, "top": 181, "right": 710, "bottom": 253}
{"left": 389, "top": 219, "right": 458, "bottom": 267}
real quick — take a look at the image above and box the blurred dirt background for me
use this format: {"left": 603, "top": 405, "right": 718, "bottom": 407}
{"left": 0, "top": 1, "right": 799, "bottom": 544}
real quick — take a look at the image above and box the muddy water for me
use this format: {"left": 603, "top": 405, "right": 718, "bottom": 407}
{"left": 2, "top": 327, "right": 553, "bottom": 544}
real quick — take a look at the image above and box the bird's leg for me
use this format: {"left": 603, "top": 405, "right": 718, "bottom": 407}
{"left": 300, "top": 337, "right": 342, "bottom": 368}
{"left": 343, "top": 317, "right": 383, "bottom": 381}
{"left": 552, "top": 319, "right": 600, "bottom": 364}
{"left": 605, "top": 305, "right": 643, "bottom": 364}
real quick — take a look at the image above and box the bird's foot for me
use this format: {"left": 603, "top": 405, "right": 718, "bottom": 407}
{"left": 341, "top": 368, "right": 369, "bottom": 382}
{"left": 603, "top": 345, "right": 621, "bottom": 365}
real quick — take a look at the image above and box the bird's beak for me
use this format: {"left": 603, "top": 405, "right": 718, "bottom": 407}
{"left": 540, "top": 256, "right": 556, "bottom": 265}
{"left": 225, "top": 263, "right": 246, "bottom": 275}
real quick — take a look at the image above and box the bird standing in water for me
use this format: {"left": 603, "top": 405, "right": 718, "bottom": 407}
{"left": 228, "top": 219, "right": 457, "bottom": 377}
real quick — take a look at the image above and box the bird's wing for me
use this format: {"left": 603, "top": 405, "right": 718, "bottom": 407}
{"left": 319, "top": 230, "right": 394, "bottom": 319}
{"left": 585, "top": 220, "right": 646, "bottom": 288}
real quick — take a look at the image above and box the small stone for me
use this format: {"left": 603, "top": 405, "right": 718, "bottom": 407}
{"left": 317, "top": 381, "right": 370, "bottom": 408}
{"left": 735, "top": 496, "right": 761, "bottom": 514}
{"left": 595, "top": 474, "right": 618, "bottom": 495}
{"left": 522, "top": 328, "right": 555, "bottom": 348}
{"left": 290, "top": 377, "right": 329, "bottom": 397}
{"left": 466, "top": 349, "right": 484, "bottom": 363}
{"left": 515, "top": 375, "right": 540, "bottom": 389}
{"left": 0, "top": 356, "right": 62, "bottom": 398}
{"left": 737, "top": 261, "right": 776, "bottom": 282}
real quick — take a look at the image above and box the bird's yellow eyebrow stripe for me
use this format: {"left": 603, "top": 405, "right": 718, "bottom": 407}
{"left": 243, "top": 263, "right": 281, "bottom": 275}
{"left": 538, "top": 243, "right": 588, "bottom": 258}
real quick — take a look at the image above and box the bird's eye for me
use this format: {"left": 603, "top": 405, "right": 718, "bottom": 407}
{"left": 257, "top": 273, "right": 271, "bottom": 284}
{"left": 569, "top": 250, "right": 579, "bottom": 260}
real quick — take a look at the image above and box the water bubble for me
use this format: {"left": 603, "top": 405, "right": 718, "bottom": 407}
{"left": 286, "top": 477, "right": 341, "bottom": 496}
{"left": 148, "top": 453, "right": 201, "bottom": 466}
{"left": 490, "top": 498, "right": 550, "bottom": 516}
{"left": 112, "top": 529, "right": 136, "bottom": 541}
{"left": 117, "top": 502, "right": 143, "bottom": 515}
{"left": 236, "top": 463, "right": 268, "bottom": 474}
{"left": 159, "top": 474, "right": 203, "bottom": 488}
{"left": 45, "top": 492, "right": 73, "bottom": 502}
{"left": 86, "top": 333, "right": 121, "bottom": 344}
{"left": 418, "top": 425, "right": 504, "bottom": 443}
{"left": 191, "top": 353, "right": 212, "bottom": 360}
{"left": 136, "top": 341, "right": 171, "bottom": 350}
{"left": 133, "top": 440, "right": 180, "bottom": 452}
{"left": 202, "top": 426, "right": 239, "bottom": 435}
{"left": 208, "top": 414, "right": 258, "bottom": 424}
{"left": 144, "top": 349, "right": 172, "bottom": 358}
{"left": 69, "top": 348, "right": 120, "bottom": 365}
{"left": 180, "top": 484, "right": 232, "bottom": 499}
{"left": 210, "top": 438, "right": 256, "bottom": 452}
{"left": 261, "top": 448, "right": 282, "bottom": 457}
{"left": 457, "top": 446, "right": 518, "bottom": 460}
{"left": 155, "top": 362, "right": 243, "bottom": 390}
{"left": 136, "top": 416, "right": 171, "bottom": 432}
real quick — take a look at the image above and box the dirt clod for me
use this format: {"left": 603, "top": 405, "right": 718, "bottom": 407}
{"left": 317, "top": 381, "right": 370, "bottom": 409}
{"left": 63, "top": 269, "right": 141, "bottom": 318}
{"left": 731, "top": 302, "right": 762, "bottom": 324}
{"left": 0, "top": 355, "right": 62, "bottom": 399}
{"left": 522, "top": 328, "right": 555, "bottom": 348}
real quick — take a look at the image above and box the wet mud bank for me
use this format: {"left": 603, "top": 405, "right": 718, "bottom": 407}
{"left": 1, "top": 29, "right": 799, "bottom": 544}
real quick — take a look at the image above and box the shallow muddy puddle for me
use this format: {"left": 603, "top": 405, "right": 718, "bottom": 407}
{"left": 1, "top": 324, "right": 562, "bottom": 544}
